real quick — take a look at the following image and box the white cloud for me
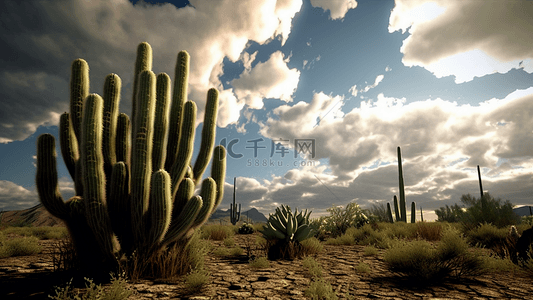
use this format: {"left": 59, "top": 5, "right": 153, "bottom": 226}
{"left": 256, "top": 88, "right": 533, "bottom": 217}
{"left": 361, "top": 74, "right": 384, "bottom": 93}
{"left": 232, "top": 51, "right": 300, "bottom": 109}
{"left": 0, "top": 0, "right": 303, "bottom": 142}
{"left": 0, "top": 181, "right": 38, "bottom": 211}
{"left": 310, "top": 0, "right": 358, "bottom": 20}
{"left": 389, "top": 0, "right": 533, "bottom": 83}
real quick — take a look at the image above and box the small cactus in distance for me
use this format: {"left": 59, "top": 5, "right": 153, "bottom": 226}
{"left": 230, "top": 177, "right": 241, "bottom": 225}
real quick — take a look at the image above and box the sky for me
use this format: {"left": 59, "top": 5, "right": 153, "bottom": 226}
{"left": 1, "top": 0, "right": 533, "bottom": 221}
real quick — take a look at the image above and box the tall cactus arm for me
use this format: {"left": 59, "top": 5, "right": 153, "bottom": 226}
{"left": 116, "top": 113, "right": 131, "bottom": 166}
{"left": 131, "top": 42, "right": 152, "bottom": 130}
{"left": 192, "top": 177, "right": 216, "bottom": 228}
{"left": 411, "top": 202, "right": 416, "bottom": 223}
{"left": 172, "top": 177, "right": 195, "bottom": 221}
{"left": 70, "top": 59, "right": 90, "bottom": 142}
{"left": 36, "top": 134, "right": 69, "bottom": 219}
{"left": 165, "top": 50, "right": 189, "bottom": 171}
{"left": 80, "top": 94, "right": 117, "bottom": 256}
{"left": 146, "top": 170, "right": 172, "bottom": 246}
{"left": 59, "top": 113, "right": 81, "bottom": 195}
{"left": 152, "top": 73, "right": 171, "bottom": 171}
{"left": 211, "top": 145, "right": 226, "bottom": 208}
{"left": 386, "top": 202, "right": 394, "bottom": 223}
{"left": 161, "top": 195, "right": 203, "bottom": 247}
{"left": 192, "top": 88, "right": 219, "bottom": 184}
{"left": 170, "top": 101, "right": 197, "bottom": 197}
{"left": 130, "top": 70, "right": 156, "bottom": 247}
{"left": 107, "top": 162, "right": 132, "bottom": 250}
{"left": 102, "top": 73, "right": 121, "bottom": 178}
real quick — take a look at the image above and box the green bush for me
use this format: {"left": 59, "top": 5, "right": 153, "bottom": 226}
{"left": 321, "top": 202, "right": 368, "bottom": 237}
{"left": 436, "top": 193, "right": 519, "bottom": 228}
{"left": 49, "top": 273, "right": 132, "bottom": 300}
{"left": 384, "top": 227, "right": 484, "bottom": 282}
{"left": 200, "top": 224, "right": 234, "bottom": 241}
{"left": 415, "top": 222, "right": 443, "bottom": 241}
{"left": 465, "top": 223, "right": 507, "bottom": 248}
{"left": 0, "top": 236, "right": 42, "bottom": 258}
{"left": 302, "top": 256, "right": 322, "bottom": 279}
{"left": 185, "top": 270, "right": 210, "bottom": 292}
{"left": 304, "top": 278, "right": 338, "bottom": 300}
{"left": 249, "top": 256, "right": 270, "bottom": 269}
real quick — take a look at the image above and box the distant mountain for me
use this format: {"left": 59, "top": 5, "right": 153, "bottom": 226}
{"left": 0, "top": 204, "right": 268, "bottom": 227}
{"left": 514, "top": 206, "right": 533, "bottom": 217}
{"left": 209, "top": 207, "right": 268, "bottom": 224}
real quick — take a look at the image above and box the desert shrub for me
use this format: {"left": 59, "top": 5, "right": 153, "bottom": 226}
{"left": 230, "top": 247, "right": 244, "bottom": 256}
{"left": 300, "top": 237, "right": 324, "bottom": 256}
{"left": 436, "top": 193, "right": 519, "bottom": 228}
{"left": 321, "top": 202, "right": 368, "bottom": 237}
{"left": 367, "top": 203, "right": 390, "bottom": 223}
{"left": 465, "top": 223, "right": 507, "bottom": 248}
{"left": 252, "top": 222, "right": 266, "bottom": 232}
{"left": 415, "top": 222, "right": 443, "bottom": 241}
{"left": 223, "top": 237, "right": 235, "bottom": 247}
{"left": 355, "top": 262, "right": 370, "bottom": 273}
{"left": 304, "top": 278, "right": 338, "bottom": 300}
{"left": 238, "top": 222, "right": 255, "bottom": 234}
{"left": 363, "top": 246, "right": 378, "bottom": 256}
{"left": 522, "top": 215, "right": 533, "bottom": 226}
{"left": 200, "top": 224, "right": 234, "bottom": 241}
{"left": 0, "top": 236, "right": 41, "bottom": 258}
{"left": 48, "top": 273, "right": 132, "bottom": 300}
{"left": 302, "top": 256, "right": 323, "bottom": 279}
{"left": 124, "top": 230, "right": 209, "bottom": 280}
{"left": 212, "top": 247, "right": 230, "bottom": 256}
{"left": 185, "top": 270, "right": 210, "bottom": 292}
{"left": 384, "top": 227, "right": 484, "bottom": 283}
{"left": 249, "top": 256, "right": 270, "bottom": 269}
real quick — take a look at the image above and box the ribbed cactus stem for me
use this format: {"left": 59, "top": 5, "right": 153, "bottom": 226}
{"left": 80, "top": 93, "right": 116, "bottom": 257}
{"left": 411, "top": 202, "right": 416, "bottom": 223}
{"left": 420, "top": 206, "right": 424, "bottom": 222}
{"left": 393, "top": 195, "right": 400, "bottom": 222}
{"left": 165, "top": 51, "right": 189, "bottom": 172}
{"left": 211, "top": 146, "right": 226, "bottom": 208}
{"left": 192, "top": 177, "right": 216, "bottom": 228}
{"left": 386, "top": 202, "right": 394, "bottom": 223}
{"left": 102, "top": 73, "right": 121, "bottom": 178}
{"left": 59, "top": 113, "right": 82, "bottom": 195}
{"left": 397, "top": 147, "right": 406, "bottom": 222}
{"left": 70, "top": 58, "right": 89, "bottom": 142}
{"left": 172, "top": 177, "right": 195, "bottom": 220}
{"left": 230, "top": 177, "right": 241, "bottom": 225}
{"left": 130, "top": 70, "right": 156, "bottom": 247}
{"left": 192, "top": 88, "right": 219, "bottom": 184}
{"left": 36, "top": 134, "right": 69, "bottom": 219}
{"left": 152, "top": 73, "right": 171, "bottom": 171}
{"left": 162, "top": 195, "right": 203, "bottom": 247}
{"left": 170, "top": 101, "right": 197, "bottom": 197}
{"left": 116, "top": 113, "right": 131, "bottom": 165}
{"left": 146, "top": 170, "right": 172, "bottom": 247}
{"left": 107, "top": 162, "right": 132, "bottom": 252}
{"left": 131, "top": 42, "right": 152, "bottom": 130}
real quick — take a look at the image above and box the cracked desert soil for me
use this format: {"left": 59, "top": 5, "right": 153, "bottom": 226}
{"left": 1, "top": 233, "right": 533, "bottom": 299}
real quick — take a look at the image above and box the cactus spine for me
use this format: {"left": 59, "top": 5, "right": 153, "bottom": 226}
{"left": 36, "top": 43, "right": 226, "bottom": 276}
{"left": 230, "top": 177, "right": 241, "bottom": 225}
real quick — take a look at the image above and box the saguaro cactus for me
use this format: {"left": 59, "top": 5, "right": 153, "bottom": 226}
{"left": 411, "top": 202, "right": 416, "bottom": 223}
{"left": 230, "top": 177, "right": 241, "bottom": 225}
{"left": 36, "top": 42, "right": 226, "bottom": 277}
{"left": 397, "top": 146, "right": 406, "bottom": 222}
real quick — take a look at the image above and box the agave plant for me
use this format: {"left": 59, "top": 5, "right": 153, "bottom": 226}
{"left": 260, "top": 205, "right": 315, "bottom": 243}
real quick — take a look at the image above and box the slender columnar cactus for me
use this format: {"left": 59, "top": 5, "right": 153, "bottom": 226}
{"left": 411, "top": 202, "right": 416, "bottom": 223}
{"left": 386, "top": 202, "right": 394, "bottom": 223}
{"left": 35, "top": 43, "right": 226, "bottom": 276}
{"left": 477, "top": 165, "right": 483, "bottom": 199}
{"left": 397, "top": 147, "right": 407, "bottom": 222}
{"left": 230, "top": 177, "right": 241, "bottom": 225}
{"left": 393, "top": 195, "right": 400, "bottom": 222}
{"left": 420, "top": 206, "right": 424, "bottom": 222}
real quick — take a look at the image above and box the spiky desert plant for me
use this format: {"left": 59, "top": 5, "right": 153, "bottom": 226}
{"left": 411, "top": 201, "right": 416, "bottom": 223}
{"left": 386, "top": 203, "right": 394, "bottom": 223}
{"left": 397, "top": 146, "right": 407, "bottom": 222}
{"left": 230, "top": 177, "right": 241, "bottom": 225}
{"left": 36, "top": 42, "right": 226, "bottom": 278}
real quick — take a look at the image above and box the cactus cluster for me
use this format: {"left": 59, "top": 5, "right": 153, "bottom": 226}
{"left": 36, "top": 42, "right": 226, "bottom": 276}
{"left": 385, "top": 147, "right": 416, "bottom": 223}
{"left": 230, "top": 177, "right": 241, "bottom": 225}
{"left": 261, "top": 205, "right": 315, "bottom": 242}
{"left": 238, "top": 222, "right": 255, "bottom": 234}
